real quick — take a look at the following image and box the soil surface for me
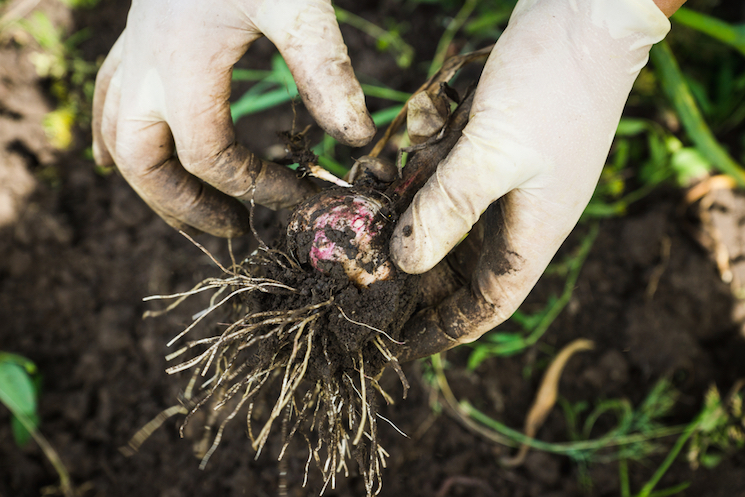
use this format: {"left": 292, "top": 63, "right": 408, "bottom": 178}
{"left": 2, "top": 1, "right": 745, "bottom": 496}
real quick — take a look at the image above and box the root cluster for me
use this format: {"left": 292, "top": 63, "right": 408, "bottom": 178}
{"left": 141, "top": 236, "right": 411, "bottom": 496}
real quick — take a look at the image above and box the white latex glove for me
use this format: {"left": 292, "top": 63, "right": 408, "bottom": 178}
{"left": 92, "top": 0, "right": 375, "bottom": 237}
{"left": 391, "top": 0, "right": 672, "bottom": 360}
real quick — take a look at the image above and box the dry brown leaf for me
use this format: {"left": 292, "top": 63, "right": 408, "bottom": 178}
{"left": 368, "top": 44, "right": 493, "bottom": 158}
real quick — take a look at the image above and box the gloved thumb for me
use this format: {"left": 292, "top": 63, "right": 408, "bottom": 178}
{"left": 390, "top": 124, "right": 542, "bottom": 274}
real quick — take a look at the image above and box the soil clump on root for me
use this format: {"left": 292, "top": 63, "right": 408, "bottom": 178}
{"left": 162, "top": 240, "right": 417, "bottom": 495}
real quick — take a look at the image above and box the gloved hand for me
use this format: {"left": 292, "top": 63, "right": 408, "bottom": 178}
{"left": 92, "top": 0, "right": 375, "bottom": 237}
{"left": 390, "top": 0, "right": 677, "bottom": 361}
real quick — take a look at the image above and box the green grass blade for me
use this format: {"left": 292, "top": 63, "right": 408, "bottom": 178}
{"left": 461, "top": 401, "right": 684, "bottom": 455}
{"left": 647, "top": 482, "right": 691, "bottom": 497}
{"left": 231, "top": 68, "right": 273, "bottom": 82}
{"left": 371, "top": 105, "right": 405, "bottom": 127}
{"left": 650, "top": 41, "right": 745, "bottom": 186}
{"left": 523, "top": 223, "right": 599, "bottom": 346}
{"left": 619, "top": 459, "right": 631, "bottom": 497}
{"left": 428, "top": 0, "right": 481, "bottom": 77}
{"left": 634, "top": 414, "right": 700, "bottom": 497}
{"left": 230, "top": 87, "right": 297, "bottom": 121}
{"left": 672, "top": 8, "right": 745, "bottom": 58}
{"left": 360, "top": 84, "right": 411, "bottom": 102}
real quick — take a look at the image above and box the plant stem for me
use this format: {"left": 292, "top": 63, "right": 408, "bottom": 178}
{"left": 462, "top": 401, "right": 684, "bottom": 455}
{"left": 634, "top": 414, "right": 700, "bottom": 497}
{"left": 431, "top": 354, "right": 686, "bottom": 459}
{"left": 360, "top": 84, "right": 411, "bottom": 103}
{"left": 619, "top": 459, "right": 631, "bottom": 497}
{"left": 14, "top": 412, "right": 76, "bottom": 497}
{"left": 428, "top": 0, "right": 481, "bottom": 77}
{"left": 672, "top": 8, "right": 745, "bottom": 57}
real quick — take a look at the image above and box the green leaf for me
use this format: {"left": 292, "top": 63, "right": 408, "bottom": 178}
{"left": 371, "top": 105, "right": 405, "bottom": 127}
{"left": 0, "top": 356, "right": 41, "bottom": 447}
{"left": 11, "top": 411, "right": 39, "bottom": 447}
{"left": 360, "top": 84, "right": 411, "bottom": 103}
{"left": 230, "top": 88, "right": 297, "bottom": 120}
{"left": 699, "top": 452, "right": 723, "bottom": 469}
{"left": 231, "top": 68, "right": 272, "bottom": 82}
{"left": 616, "top": 118, "right": 649, "bottom": 137}
{"left": 0, "top": 352, "right": 38, "bottom": 376}
{"left": 0, "top": 361, "right": 40, "bottom": 446}
{"left": 670, "top": 147, "right": 711, "bottom": 186}
{"left": 0, "top": 362, "right": 38, "bottom": 417}
{"left": 230, "top": 54, "right": 298, "bottom": 121}
{"left": 466, "top": 347, "right": 490, "bottom": 371}
{"left": 485, "top": 332, "right": 524, "bottom": 344}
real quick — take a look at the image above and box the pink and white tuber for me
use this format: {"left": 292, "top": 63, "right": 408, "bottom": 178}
{"left": 286, "top": 88, "right": 475, "bottom": 288}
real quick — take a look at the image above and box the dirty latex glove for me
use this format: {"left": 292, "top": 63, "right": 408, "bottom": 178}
{"left": 390, "top": 0, "right": 673, "bottom": 361}
{"left": 92, "top": 0, "right": 375, "bottom": 237}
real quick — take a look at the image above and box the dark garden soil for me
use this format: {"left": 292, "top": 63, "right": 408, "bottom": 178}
{"left": 2, "top": 1, "right": 745, "bottom": 496}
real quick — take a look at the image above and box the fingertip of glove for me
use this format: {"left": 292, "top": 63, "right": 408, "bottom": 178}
{"left": 335, "top": 118, "right": 376, "bottom": 148}
{"left": 317, "top": 97, "right": 376, "bottom": 148}
{"left": 390, "top": 218, "right": 440, "bottom": 275}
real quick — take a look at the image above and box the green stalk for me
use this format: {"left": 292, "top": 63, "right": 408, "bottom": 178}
{"left": 14, "top": 412, "right": 75, "bottom": 497}
{"left": 334, "top": 7, "right": 414, "bottom": 68}
{"left": 672, "top": 8, "right": 745, "bottom": 57}
{"left": 619, "top": 459, "right": 631, "bottom": 497}
{"left": 432, "top": 354, "right": 685, "bottom": 459}
{"left": 650, "top": 41, "right": 745, "bottom": 186}
{"left": 634, "top": 414, "right": 700, "bottom": 497}
{"left": 462, "top": 401, "right": 684, "bottom": 455}
{"left": 360, "top": 84, "right": 411, "bottom": 103}
{"left": 428, "top": 0, "right": 481, "bottom": 77}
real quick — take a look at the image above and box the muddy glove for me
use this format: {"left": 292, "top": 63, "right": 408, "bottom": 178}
{"left": 92, "top": 0, "right": 375, "bottom": 237}
{"left": 390, "top": 0, "right": 675, "bottom": 361}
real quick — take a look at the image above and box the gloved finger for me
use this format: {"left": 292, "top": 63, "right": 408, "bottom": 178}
{"left": 253, "top": 0, "right": 375, "bottom": 147}
{"left": 103, "top": 5, "right": 316, "bottom": 236}
{"left": 114, "top": 115, "right": 253, "bottom": 237}
{"left": 124, "top": 6, "right": 317, "bottom": 212}
{"left": 92, "top": 33, "right": 124, "bottom": 167}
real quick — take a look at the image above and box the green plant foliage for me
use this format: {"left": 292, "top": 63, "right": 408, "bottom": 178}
{"left": 0, "top": 352, "right": 40, "bottom": 447}
{"left": 651, "top": 40, "right": 745, "bottom": 185}
{"left": 230, "top": 54, "right": 300, "bottom": 120}
{"left": 672, "top": 8, "right": 745, "bottom": 58}
{"left": 687, "top": 385, "right": 745, "bottom": 470}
